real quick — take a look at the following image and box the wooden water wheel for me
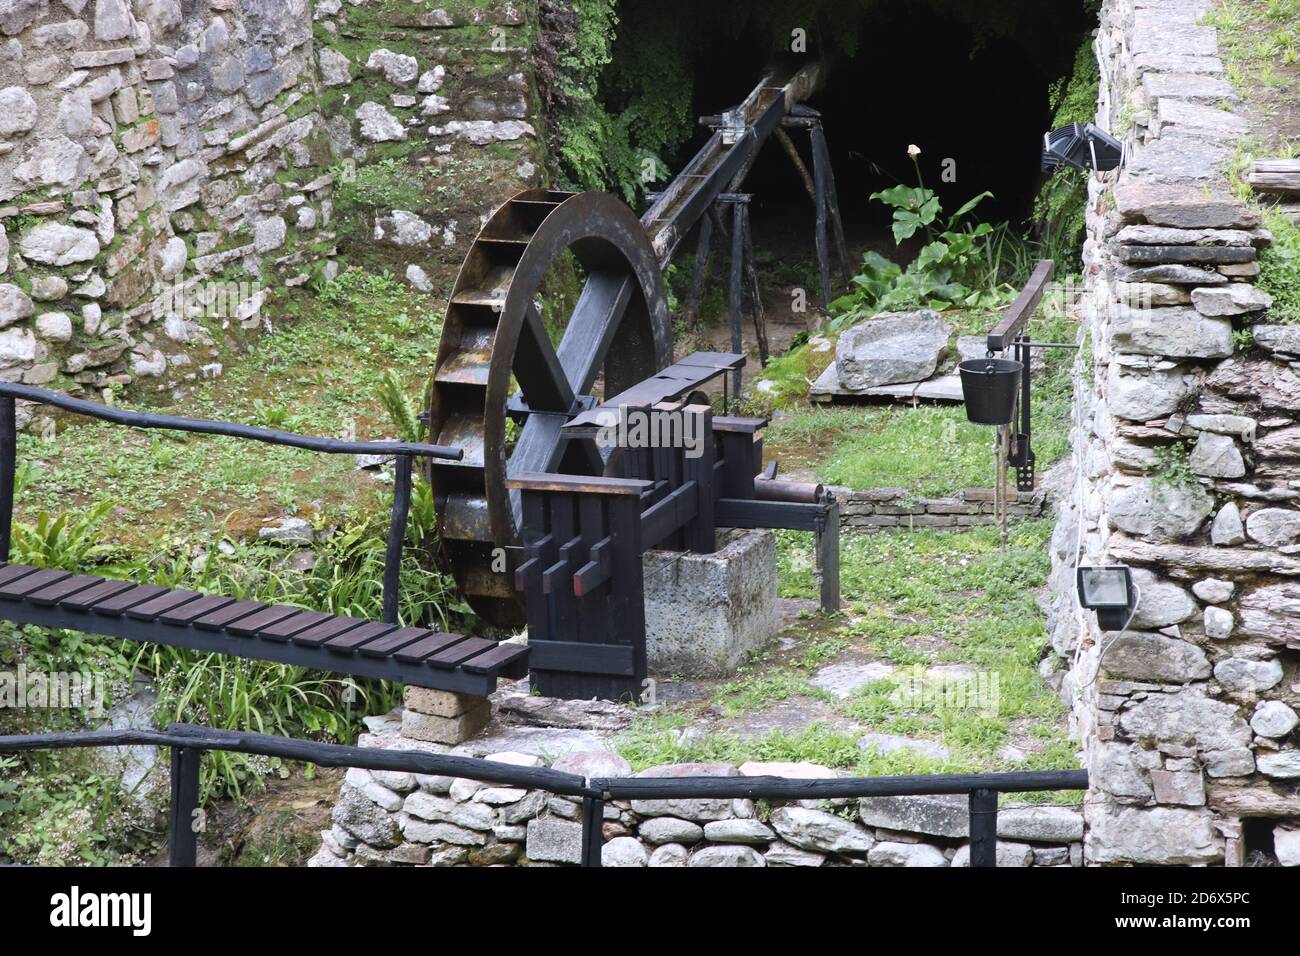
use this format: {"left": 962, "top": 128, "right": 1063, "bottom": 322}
{"left": 427, "top": 190, "right": 672, "bottom": 628}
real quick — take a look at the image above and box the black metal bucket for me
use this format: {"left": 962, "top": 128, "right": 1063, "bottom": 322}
{"left": 958, "top": 358, "right": 1023, "bottom": 425}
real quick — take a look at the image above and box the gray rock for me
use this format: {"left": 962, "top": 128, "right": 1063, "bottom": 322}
{"left": 764, "top": 842, "right": 825, "bottom": 866}
{"left": 771, "top": 806, "right": 874, "bottom": 853}
{"left": 1191, "top": 284, "right": 1272, "bottom": 316}
{"left": 1101, "top": 632, "right": 1209, "bottom": 682}
{"left": 257, "top": 517, "right": 315, "bottom": 546}
{"left": 629, "top": 763, "right": 743, "bottom": 822}
{"left": 1189, "top": 433, "right": 1245, "bottom": 478}
{"left": 365, "top": 48, "right": 419, "bottom": 85}
{"left": 1119, "top": 690, "right": 1252, "bottom": 752}
{"left": 1149, "top": 769, "right": 1206, "bottom": 806}
{"left": 647, "top": 843, "right": 688, "bottom": 867}
{"left": 375, "top": 210, "right": 433, "bottom": 246}
{"left": 1185, "top": 414, "right": 1256, "bottom": 440}
{"left": 14, "top": 136, "right": 88, "bottom": 189}
{"left": 1246, "top": 508, "right": 1300, "bottom": 547}
{"left": 1203, "top": 748, "right": 1255, "bottom": 778}
{"left": 526, "top": 818, "right": 582, "bottom": 863}
{"left": 549, "top": 750, "right": 632, "bottom": 778}
{"left": 1107, "top": 363, "right": 1195, "bottom": 421}
{"left": 951, "top": 841, "right": 1035, "bottom": 867}
{"left": 1192, "top": 578, "right": 1234, "bottom": 603}
{"left": 1129, "top": 569, "right": 1196, "bottom": 628}
{"left": 0, "top": 327, "right": 35, "bottom": 366}
{"left": 702, "top": 819, "right": 775, "bottom": 845}
{"left": 1203, "top": 606, "right": 1233, "bottom": 640}
{"left": 418, "top": 66, "right": 446, "bottom": 92}
{"left": 1253, "top": 325, "right": 1300, "bottom": 356}
{"left": 1275, "top": 825, "right": 1300, "bottom": 866}
{"left": 1251, "top": 701, "right": 1299, "bottom": 738}
{"left": 156, "top": 158, "right": 207, "bottom": 212}
{"left": 318, "top": 47, "right": 351, "bottom": 86}
{"left": 1211, "top": 502, "right": 1246, "bottom": 545}
{"left": 1214, "top": 657, "right": 1283, "bottom": 692}
{"left": 406, "top": 264, "right": 433, "bottom": 292}
{"left": 996, "top": 806, "right": 1084, "bottom": 843}
{"left": 858, "top": 794, "right": 967, "bottom": 839}
{"left": 253, "top": 216, "right": 287, "bottom": 253}
{"left": 403, "top": 791, "right": 496, "bottom": 830}
{"left": 1086, "top": 805, "right": 1220, "bottom": 865}
{"left": 0, "top": 86, "right": 37, "bottom": 136}
{"left": 868, "top": 841, "right": 947, "bottom": 866}
{"left": 1110, "top": 305, "right": 1232, "bottom": 359}
{"left": 1092, "top": 743, "right": 1154, "bottom": 802}
{"left": 857, "top": 732, "right": 950, "bottom": 761}
{"left": 639, "top": 817, "right": 704, "bottom": 845}
{"left": 35, "top": 312, "right": 73, "bottom": 342}
{"left": 1116, "top": 264, "right": 1229, "bottom": 285}
{"left": 688, "top": 845, "right": 765, "bottom": 867}
{"left": 601, "top": 836, "right": 647, "bottom": 867}
{"left": 332, "top": 785, "right": 400, "bottom": 848}
{"left": 94, "top": 0, "right": 133, "bottom": 41}
{"left": 429, "top": 120, "right": 534, "bottom": 144}
{"left": 1255, "top": 752, "right": 1300, "bottom": 779}
{"left": 835, "top": 310, "right": 950, "bottom": 390}
{"left": 809, "top": 661, "right": 894, "bottom": 698}
{"left": 1109, "top": 479, "right": 1213, "bottom": 542}
{"left": 19, "top": 223, "right": 100, "bottom": 265}
{"left": 0, "top": 284, "right": 33, "bottom": 327}
{"left": 357, "top": 101, "right": 408, "bottom": 142}
{"left": 157, "top": 236, "right": 187, "bottom": 278}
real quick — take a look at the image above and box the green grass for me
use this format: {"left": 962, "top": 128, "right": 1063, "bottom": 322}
{"left": 618, "top": 520, "right": 1080, "bottom": 793}
{"left": 17, "top": 268, "right": 439, "bottom": 543}
{"left": 1260, "top": 209, "right": 1300, "bottom": 323}
{"left": 762, "top": 304, "right": 1079, "bottom": 496}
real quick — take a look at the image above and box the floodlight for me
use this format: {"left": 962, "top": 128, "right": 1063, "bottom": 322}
{"left": 1042, "top": 122, "right": 1125, "bottom": 173}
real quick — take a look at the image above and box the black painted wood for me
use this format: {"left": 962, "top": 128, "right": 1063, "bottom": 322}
{"left": 0, "top": 564, "right": 524, "bottom": 694}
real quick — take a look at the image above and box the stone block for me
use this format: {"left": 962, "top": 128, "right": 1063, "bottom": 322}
{"left": 404, "top": 685, "right": 487, "bottom": 718}
{"left": 401, "top": 699, "right": 490, "bottom": 744}
{"left": 643, "top": 529, "right": 776, "bottom": 678}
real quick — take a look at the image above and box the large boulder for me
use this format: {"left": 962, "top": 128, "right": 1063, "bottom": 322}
{"left": 835, "top": 310, "right": 950, "bottom": 390}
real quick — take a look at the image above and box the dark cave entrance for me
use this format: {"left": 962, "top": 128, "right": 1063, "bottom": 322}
{"left": 610, "top": 0, "right": 1097, "bottom": 273}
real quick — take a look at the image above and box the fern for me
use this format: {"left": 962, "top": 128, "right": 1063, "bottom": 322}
{"left": 377, "top": 369, "right": 424, "bottom": 443}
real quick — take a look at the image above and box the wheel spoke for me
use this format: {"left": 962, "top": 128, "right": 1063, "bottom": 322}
{"left": 514, "top": 302, "right": 573, "bottom": 413}
{"left": 555, "top": 270, "right": 634, "bottom": 394}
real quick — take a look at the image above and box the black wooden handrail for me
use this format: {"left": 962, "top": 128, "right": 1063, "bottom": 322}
{"left": 0, "top": 384, "right": 461, "bottom": 624}
{"left": 0, "top": 383, "right": 461, "bottom": 459}
{"left": 0, "top": 723, "right": 1088, "bottom": 868}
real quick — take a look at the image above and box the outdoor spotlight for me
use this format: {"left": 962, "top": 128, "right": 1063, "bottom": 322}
{"left": 1076, "top": 565, "right": 1136, "bottom": 630}
{"left": 1042, "top": 122, "right": 1125, "bottom": 173}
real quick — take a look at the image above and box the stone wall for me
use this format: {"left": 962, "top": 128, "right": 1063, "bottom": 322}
{"left": 1046, "top": 0, "right": 1300, "bottom": 866}
{"left": 311, "top": 706, "right": 1086, "bottom": 868}
{"left": 836, "top": 486, "right": 1046, "bottom": 531}
{"left": 0, "top": 0, "right": 538, "bottom": 417}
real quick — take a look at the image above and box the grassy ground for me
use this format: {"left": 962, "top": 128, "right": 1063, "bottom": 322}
{"left": 761, "top": 304, "right": 1079, "bottom": 495}
{"left": 615, "top": 521, "right": 1078, "bottom": 802}
{"left": 17, "top": 269, "right": 440, "bottom": 548}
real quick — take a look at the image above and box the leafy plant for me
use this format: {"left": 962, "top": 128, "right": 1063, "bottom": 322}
{"left": 1259, "top": 210, "right": 1300, "bottom": 324}
{"left": 1154, "top": 442, "right": 1197, "bottom": 488}
{"left": 830, "top": 150, "right": 1010, "bottom": 321}
{"left": 11, "top": 501, "right": 120, "bottom": 570}
{"left": 377, "top": 368, "right": 425, "bottom": 444}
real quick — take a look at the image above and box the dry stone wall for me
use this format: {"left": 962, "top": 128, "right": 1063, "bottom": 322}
{"left": 1047, "top": 0, "right": 1300, "bottom": 866}
{"left": 310, "top": 706, "right": 1086, "bottom": 868}
{"left": 0, "top": 0, "right": 538, "bottom": 423}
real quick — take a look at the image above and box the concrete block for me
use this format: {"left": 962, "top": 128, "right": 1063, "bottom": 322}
{"left": 401, "top": 699, "right": 491, "bottom": 744}
{"left": 404, "top": 685, "right": 487, "bottom": 718}
{"left": 643, "top": 529, "right": 776, "bottom": 678}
